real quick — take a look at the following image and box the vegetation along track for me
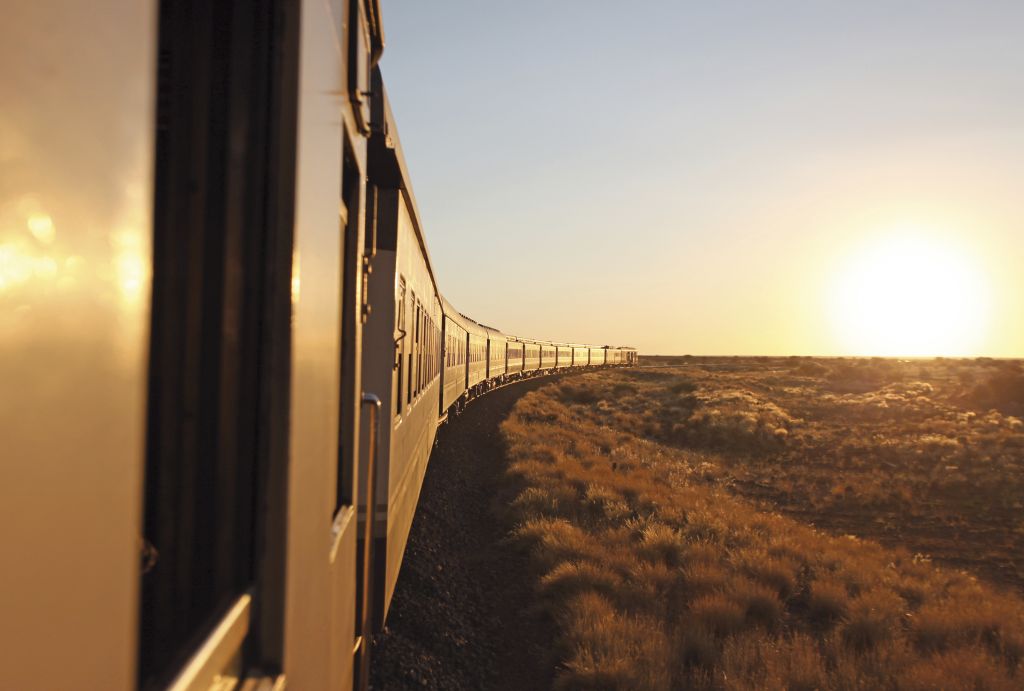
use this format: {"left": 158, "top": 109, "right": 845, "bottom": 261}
{"left": 369, "top": 374, "right": 565, "bottom": 690}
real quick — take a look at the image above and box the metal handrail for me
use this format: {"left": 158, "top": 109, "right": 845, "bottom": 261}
{"left": 356, "top": 393, "right": 382, "bottom": 691}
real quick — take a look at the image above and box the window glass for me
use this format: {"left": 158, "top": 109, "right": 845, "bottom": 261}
{"left": 396, "top": 277, "right": 406, "bottom": 417}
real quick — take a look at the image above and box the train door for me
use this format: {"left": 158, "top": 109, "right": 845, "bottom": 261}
{"left": 438, "top": 311, "right": 446, "bottom": 415}
{"left": 283, "top": 0, "right": 378, "bottom": 689}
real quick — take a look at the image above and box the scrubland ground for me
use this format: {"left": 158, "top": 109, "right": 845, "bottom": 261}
{"left": 502, "top": 357, "right": 1024, "bottom": 689}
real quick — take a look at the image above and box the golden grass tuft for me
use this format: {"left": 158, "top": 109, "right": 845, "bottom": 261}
{"left": 737, "top": 549, "right": 799, "bottom": 599}
{"left": 540, "top": 560, "right": 623, "bottom": 603}
{"left": 683, "top": 562, "right": 729, "bottom": 597}
{"left": 895, "top": 647, "right": 1018, "bottom": 691}
{"left": 514, "top": 517, "right": 599, "bottom": 570}
{"left": 690, "top": 593, "right": 747, "bottom": 637}
{"left": 807, "top": 576, "right": 849, "bottom": 626}
{"left": 731, "top": 577, "right": 784, "bottom": 630}
{"left": 721, "top": 632, "right": 829, "bottom": 691}
{"left": 638, "top": 523, "right": 685, "bottom": 567}
{"left": 555, "top": 592, "right": 672, "bottom": 691}
{"left": 841, "top": 589, "right": 906, "bottom": 651}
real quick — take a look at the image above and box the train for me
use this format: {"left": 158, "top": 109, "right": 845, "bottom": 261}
{"left": 0, "top": 1, "right": 636, "bottom": 690}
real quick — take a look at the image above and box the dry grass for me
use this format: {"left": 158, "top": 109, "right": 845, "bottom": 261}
{"left": 500, "top": 361, "right": 1024, "bottom": 689}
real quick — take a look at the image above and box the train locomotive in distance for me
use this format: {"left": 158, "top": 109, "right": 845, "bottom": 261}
{"left": 0, "top": 1, "right": 637, "bottom": 690}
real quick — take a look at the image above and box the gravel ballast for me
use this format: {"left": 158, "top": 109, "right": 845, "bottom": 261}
{"left": 369, "top": 376, "right": 559, "bottom": 690}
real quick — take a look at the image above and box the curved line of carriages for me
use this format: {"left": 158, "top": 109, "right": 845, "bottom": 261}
{"left": 440, "top": 300, "right": 636, "bottom": 421}
{"left": 358, "top": 67, "right": 637, "bottom": 640}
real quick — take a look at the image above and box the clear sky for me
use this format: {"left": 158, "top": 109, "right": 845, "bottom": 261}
{"left": 379, "top": 1, "right": 1024, "bottom": 357}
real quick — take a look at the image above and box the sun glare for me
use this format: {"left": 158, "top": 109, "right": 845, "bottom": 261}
{"left": 830, "top": 231, "right": 990, "bottom": 357}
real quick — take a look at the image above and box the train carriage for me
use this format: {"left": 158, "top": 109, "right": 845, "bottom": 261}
{"left": 465, "top": 316, "right": 489, "bottom": 393}
{"left": 484, "top": 326, "right": 507, "bottom": 385}
{"left": 523, "top": 340, "right": 542, "bottom": 373}
{"left": 556, "top": 344, "right": 572, "bottom": 369}
{"left": 441, "top": 297, "right": 470, "bottom": 415}
{"left": 591, "top": 346, "right": 606, "bottom": 366}
{"left": 623, "top": 347, "right": 638, "bottom": 365}
{"left": 573, "top": 345, "right": 589, "bottom": 367}
{"left": 507, "top": 339, "right": 525, "bottom": 377}
{"left": 540, "top": 342, "right": 557, "bottom": 370}
{"left": 606, "top": 346, "right": 619, "bottom": 365}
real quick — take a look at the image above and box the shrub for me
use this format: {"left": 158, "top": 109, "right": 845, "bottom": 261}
{"left": 638, "top": 523, "right": 685, "bottom": 567}
{"left": 539, "top": 560, "right": 623, "bottom": 604}
{"left": 807, "top": 577, "right": 849, "bottom": 626}
{"left": 690, "top": 593, "right": 747, "bottom": 637}
{"left": 895, "top": 647, "right": 1017, "bottom": 691}
{"left": 683, "top": 562, "right": 729, "bottom": 596}
{"left": 841, "top": 590, "right": 906, "bottom": 651}
{"left": 764, "top": 634, "right": 829, "bottom": 691}
{"left": 556, "top": 592, "right": 672, "bottom": 691}
{"left": 514, "top": 517, "right": 598, "bottom": 570}
{"left": 793, "top": 360, "right": 829, "bottom": 377}
{"left": 970, "top": 370, "right": 1024, "bottom": 414}
{"left": 732, "top": 577, "right": 784, "bottom": 629}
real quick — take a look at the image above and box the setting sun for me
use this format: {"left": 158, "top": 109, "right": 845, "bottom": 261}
{"left": 830, "top": 231, "right": 991, "bottom": 357}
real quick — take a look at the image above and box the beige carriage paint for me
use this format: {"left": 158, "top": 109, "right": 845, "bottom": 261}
{"left": 283, "top": 0, "right": 362, "bottom": 687}
{"left": 0, "top": 1, "right": 154, "bottom": 686}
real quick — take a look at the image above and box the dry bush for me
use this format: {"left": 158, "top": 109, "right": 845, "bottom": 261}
{"left": 895, "top": 647, "right": 1018, "bottom": 691}
{"left": 969, "top": 369, "right": 1024, "bottom": 415}
{"left": 690, "top": 593, "right": 747, "bottom": 637}
{"left": 510, "top": 485, "right": 577, "bottom": 523}
{"left": 792, "top": 359, "right": 830, "bottom": 377}
{"left": 763, "top": 634, "right": 830, "bottom": 691}
{"left": 638, "top": 523, "right": 685, "bottom": 567}
{"left": 731, "top": 577, "right": 784, "bottom": 630}
{"left": 540, "top": 561, "right": 623, "bottom": 603}
{"left": 807, "top": 577, "right": 849, "bottom": 626}
{"left": 683, "top": 562, "right": 729, "bottom": 597}
{"left": 555, "top": 592, "right": 672, "bottom": 691}
{"left": 735, "top": 549, "right": 799, "bottom": 599}
{"left": 841, "top": 589, "right": 906, "bottom": 651}
{"left": 721, "top": 632, "right": 829, "bottom": 691}
{"left": 514, "top": 517, "right": 600, "bottom": 570}
{"left": 669, "top": 379, "right": 698, "bottom": 395}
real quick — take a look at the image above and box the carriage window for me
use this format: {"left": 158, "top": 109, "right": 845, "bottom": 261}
{"left": 407, "top": 292, "right": 415, "bottom": 408}
{"left": 396, "top": 277, "right": 406, "bottom": 418}
{"left": 140, "top": 0, "right": 297, "bottom": 680}
{"left": 413, "top": 303, "right": 420, "bottom": 397}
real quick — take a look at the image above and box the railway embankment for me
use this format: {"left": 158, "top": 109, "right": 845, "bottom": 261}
{"left": 370, "top": 376, "right": 560, "bottom": 690}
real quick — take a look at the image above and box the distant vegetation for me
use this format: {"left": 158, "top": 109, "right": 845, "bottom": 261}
{"left": 501, "top": 357, "right": 1024, "bottom": 689}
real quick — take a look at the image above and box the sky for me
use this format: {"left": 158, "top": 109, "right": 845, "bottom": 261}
{"left": 379, "top": 1, "right": 1024, "bottom": 357}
